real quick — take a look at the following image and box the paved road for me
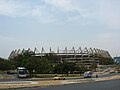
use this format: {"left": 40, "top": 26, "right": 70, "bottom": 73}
{"left": 0, "top": 73, "right": 119, "bottom": 82}
{"left": 15, "top": 79, "right": 120, "bottom": 90}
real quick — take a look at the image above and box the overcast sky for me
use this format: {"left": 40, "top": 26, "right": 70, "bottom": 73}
{"left": 0, "top": 0, "right": 120, "bottom": 58}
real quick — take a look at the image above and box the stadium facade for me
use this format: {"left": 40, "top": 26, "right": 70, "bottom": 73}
{"left": 8, "top": 47, "right": 112, "bottom": 66}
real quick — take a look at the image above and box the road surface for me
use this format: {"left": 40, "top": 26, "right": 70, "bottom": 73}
{"left": 15, "top": 79, "right": 120, "bottom": 90}
{"left": 0, "top": 73, "right": 119, "bottom": 82}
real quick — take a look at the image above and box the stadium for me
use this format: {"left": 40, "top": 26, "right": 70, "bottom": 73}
{"left": 8, "top": 47, "right": 112, "bottom": 67}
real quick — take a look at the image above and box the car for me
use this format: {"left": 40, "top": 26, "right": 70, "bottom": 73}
{"left": 84, "top": 71, "right": 92, "bottom": 78}
{"left": 7, "top": 70, "right": 15, "bottom": 74}
{"left": 17, "top": 67, "right": 29, "bottom": 78}
{"left": 54, "top": 75, "right": 65, "bottom": 80}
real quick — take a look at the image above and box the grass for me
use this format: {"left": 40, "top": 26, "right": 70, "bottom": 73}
{"left": 34, "top": 74, "right": 81, "bottom": 78}
{"left": 0, "top": 74, "right": 11, "bottom": 79}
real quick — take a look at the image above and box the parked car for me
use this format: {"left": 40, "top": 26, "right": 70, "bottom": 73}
{"left": 54, "top": 75, "right": 65, "bottom": 80}
{"left": 7, "top": 70, "right": 15, "bottom": 74}
{"left": 84, "top": 71, "right": 92, "bottom": 78}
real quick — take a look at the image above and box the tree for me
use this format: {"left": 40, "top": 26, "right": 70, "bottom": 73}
{"left": 90, "top": 63, "right": 98, "bottom": 71}
{"left": 10, "top": 52, "right": 53, "bottom": 74}
{"left": 54, "top": 62, "right": 77, "bottom": 76}
{"left": 25, "top": 57, "right": 53, "bottom": 74}
{"left": 99, "top": 57, "right": 114, "bottom": 65}
{"left": 78, "top": 63, "right": 88, "bottom": 74}
{"left": 45, "top": 53, "right": 61, "bottom": 63}
{"left": 0, "top": 58, "right": 15, "bottom": 70}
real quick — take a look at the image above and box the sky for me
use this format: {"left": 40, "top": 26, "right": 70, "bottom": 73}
{"left": 0, "top": 0, "right": 120, "bottom": 58}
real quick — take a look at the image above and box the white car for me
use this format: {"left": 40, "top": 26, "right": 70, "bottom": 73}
{"left": 54, "top": 75, "right": 65, "bottom": 80}
{"left": 17, "top": 67, "right": 29, "bottom": 78}
{"left": 84, "top": 71, "right": 92, "bottom": 78}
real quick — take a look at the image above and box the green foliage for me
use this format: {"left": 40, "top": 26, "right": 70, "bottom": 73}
{"left": 0, "top": 57, "right": 15, "bottom": 70}
{"left": 90, "top": 62, "right": 98, "bottom": 70}
{"left": 99, "top": 57, "right": 114, "bottom": 65}
{"left": 54, "top": 62, "right": 77, "bottom": 76}
{"left": 11, "top": 52, "right": 53, "bottom": 74}
{"left": 11, "top": 52, "right": 32, "bottom": 67}
{"left": 45, "top": 53, "right": 61, "bottom": 63}
{"left": 78, "top": 63, "right": 88, "bottom": 74}
{"left": 25, "top": 57, "right": 53, "bottom": 74}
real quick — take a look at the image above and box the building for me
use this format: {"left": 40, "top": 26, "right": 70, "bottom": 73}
{"left": 8, "top": 47, "right": 112, "bottom": 67}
